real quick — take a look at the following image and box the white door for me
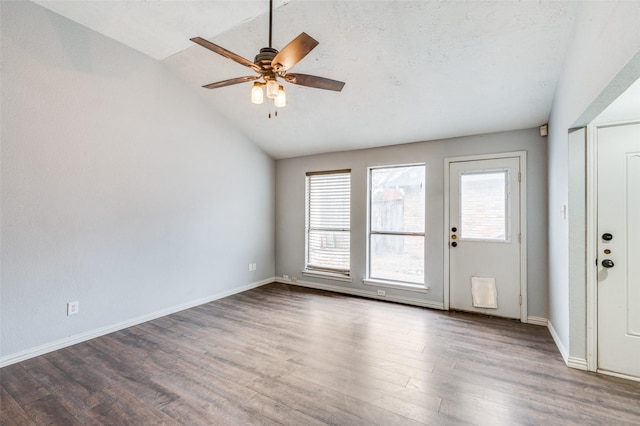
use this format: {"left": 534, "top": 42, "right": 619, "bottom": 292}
{"left": 449, "top": 156, "right": 522, "bottom": 319}
{"left": 597, "top": 122, "right": 640, "bottom": 379}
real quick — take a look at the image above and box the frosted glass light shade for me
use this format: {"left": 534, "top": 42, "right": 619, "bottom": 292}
{"left": 251, "top": 83, "right": 264, "bottom": 104}
{"left": 266, "top": 79, "right": 279, "bottom": 99}
{"left": 274, "top": 85, "right": 286, "bottom": 107}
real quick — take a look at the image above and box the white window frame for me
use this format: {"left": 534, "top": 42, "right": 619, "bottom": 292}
{"left": 303, "top": 169, "right": 352, "bottom": 282}
{"left": 364, "top": 163, "right": 427, "bottom": 292}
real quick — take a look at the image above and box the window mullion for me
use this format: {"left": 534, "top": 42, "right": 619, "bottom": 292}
{"left": 370, "top": 231, "right": 425, "bottom": 236}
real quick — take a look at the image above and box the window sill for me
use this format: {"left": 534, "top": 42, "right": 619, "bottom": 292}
{"left": 362, "top": 278, "right": 429, "bottom": 293}
{"left": 302, "top": 270, "right": 353, "bottom": 283}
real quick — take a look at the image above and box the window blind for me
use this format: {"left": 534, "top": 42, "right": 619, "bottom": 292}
{"left": 305, "top": 170, "right": 351, "bottom": 274}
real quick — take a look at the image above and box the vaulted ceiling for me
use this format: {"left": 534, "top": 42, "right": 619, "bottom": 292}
{"left": 34, "top": 1, "right": 579, "bottom": 159}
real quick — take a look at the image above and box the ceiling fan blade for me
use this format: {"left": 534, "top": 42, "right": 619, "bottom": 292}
{"left": 284, "top": 73, "right": 345, "bottom": 92}
{"left": 190, "top": 37, "right": 261, "bottom": 73}
{"left": 271, "top": 33, "right": 319, "bottom": 72}
{"left": 202, "top": 76, "right": 260, "bottom": 89}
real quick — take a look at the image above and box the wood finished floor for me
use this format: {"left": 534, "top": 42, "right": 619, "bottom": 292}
{"left": 2, "top": 283, "right": 640, "bottom": 425}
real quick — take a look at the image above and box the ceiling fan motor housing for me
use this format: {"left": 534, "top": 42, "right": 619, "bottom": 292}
{"left": 255, "top": 47, "right": 279, "bottom": 77}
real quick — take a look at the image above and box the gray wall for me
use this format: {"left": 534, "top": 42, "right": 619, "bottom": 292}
{"left": 276, "top": 129, "right": 549, "bottom": 318}
{"left": 1, "top": 2, "right": 275, "bottom": 361}
{"left": 547, "top": 1, "right": 640, "bottom": 362}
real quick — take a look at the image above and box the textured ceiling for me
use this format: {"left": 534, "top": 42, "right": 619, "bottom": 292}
{"left": 34, "top": 0, "right": 579, "bottom": 159}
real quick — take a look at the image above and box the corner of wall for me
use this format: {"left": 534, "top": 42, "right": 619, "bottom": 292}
{"left": 547, "top": 319, "right": 569, "bottom": 365}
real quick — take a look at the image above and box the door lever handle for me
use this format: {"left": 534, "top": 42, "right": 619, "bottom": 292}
{"left": 602, "top": 259, "right": 614, "bottom": 268}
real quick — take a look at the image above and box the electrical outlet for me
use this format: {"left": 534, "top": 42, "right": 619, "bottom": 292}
{"left": 248, "top": 263, "right": 253, "bottom": 271}
{"left": 67, "top": 301, "right": 79, "bottom": 316}
{"left": 252, "top": 263, "right": 257, "bottom": 271}
{"left": 283, "top": 274, "right": 289, "bottom": 280}
{"left": 377, "top": 290, "right": 386, "bottom": 296}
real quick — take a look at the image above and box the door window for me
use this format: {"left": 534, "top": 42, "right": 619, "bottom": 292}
{"left": 459, "top": 171, "right": 509, "bottom": 242}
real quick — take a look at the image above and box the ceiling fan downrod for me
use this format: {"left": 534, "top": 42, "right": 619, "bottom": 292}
{"left": 269, "top": 0, "right": 273, "bottom": 48}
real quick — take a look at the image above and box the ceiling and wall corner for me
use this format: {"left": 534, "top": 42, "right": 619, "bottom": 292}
{"left": 33, "top": 0, "right": 578, "bottom": 159}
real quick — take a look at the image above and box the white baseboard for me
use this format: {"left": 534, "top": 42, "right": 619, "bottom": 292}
{"left": 547, "top": 320, "right": 569, "bottom": 365}
{"left": 597, "top": 369, "right": 640, "bottom": 383}
{"left": 0, "top": 278, "right": 272, "bottom": 368}
{"left": 275, "top": 277, "right": 445, "bottom": 310}
{"left": 568, "top": 356, "right": 588, "bottom": 370}
{"left": 527, "top": 316, "right": 548, "bottom": 326}
{"left": 546, "top": 321, "right": 589, "bottom": 371}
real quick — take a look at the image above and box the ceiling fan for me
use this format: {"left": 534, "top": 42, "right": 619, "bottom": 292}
{"left": 190, "top": 0, "right": 345, "bottom": 107}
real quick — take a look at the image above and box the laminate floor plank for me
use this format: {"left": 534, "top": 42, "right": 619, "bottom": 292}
{"left": 2, "top": 283, "right": 640, "bottom": 425}
{"left": 84, "top": 383, "right": 175, "bottom": 425}
{"left": 0, "top": 385, "right": 33, "bottom": 425}
{"left": 21, "top": 394, "right": 83, "bottom": 426}
{"left": 19, "top": 356, "right": 104, "bottom": 423}
{"left": 159, "top": 398, "right": 228, "bottom": 425}
{"left": 42, "top": 349, "right": 114, "bottom": 393}
{"left": 247, "top": 374, "right": 411, "bottom": 426}
{"left": 152, "top": 371, "right": 283, "bottom": 426}
{"left": 282, "top": 356, "right": 464, "bottom": 426}
{"left": 1, "top": 363, "right": 50, "bottom": 408}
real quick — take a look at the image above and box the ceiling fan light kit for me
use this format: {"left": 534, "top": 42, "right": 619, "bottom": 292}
{"left": 252, "top": 80, "right": 287, "bottom": 107}
{"left": 190, "top": 0, "right": 344, "bottom": 111}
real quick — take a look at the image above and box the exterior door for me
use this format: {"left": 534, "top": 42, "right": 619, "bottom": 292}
{"left": 597, "top": 122, "right": 640, "bottom": 379}
{"left": 449, "top": 156, "right": 522, "bottom": 319}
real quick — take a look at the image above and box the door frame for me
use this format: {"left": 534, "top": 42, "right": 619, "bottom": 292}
{"left": 443, "top": 151, "right": 528, "bottom": 322}
{"left": 586, "top": 123, "right": 598, "bottom": 373}
{"left": 586, "top": 119, "right": 640, "bottom": 379}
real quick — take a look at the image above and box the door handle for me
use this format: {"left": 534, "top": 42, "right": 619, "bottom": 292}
{"left": 451, "top": 242, "right": 457, "bottom": 248}
{"left": 602, "top": 259, "right": 614, "bottom": 268}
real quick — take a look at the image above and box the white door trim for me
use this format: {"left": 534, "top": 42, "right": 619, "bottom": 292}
{"left": 586, "top": 123, "right": 598, "bottom": 372}
{"left": 443, "top": 151, "right": 528, "bottom": 322}
{"left": 586, "top": 119, "right": 640, "bottom": 375}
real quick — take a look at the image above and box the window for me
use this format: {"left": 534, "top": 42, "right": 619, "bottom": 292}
{"left": 459, "top": 171, "right": 509, "bottom": 241}
{"left": 367, "top": 164, "right": 425, "bottom": 286}
{"left": 305, "top": 170, "right": 351, "bottom": 278}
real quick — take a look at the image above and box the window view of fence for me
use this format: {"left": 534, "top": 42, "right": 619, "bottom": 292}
{"left": 369, "top": 165, "right": 425, "bottom": 284}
